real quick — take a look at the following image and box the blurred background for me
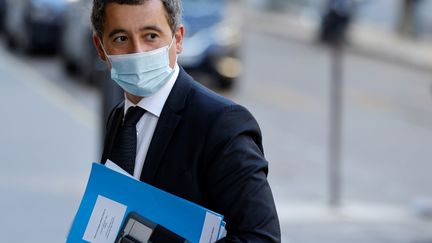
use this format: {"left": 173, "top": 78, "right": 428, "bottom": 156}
{"left": 1, "top": 0, "right": 432, "bottom": 242}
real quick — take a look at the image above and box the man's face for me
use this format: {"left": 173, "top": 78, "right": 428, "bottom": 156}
{"left": 93, "top": 0, "right": 184, "bottom": 69}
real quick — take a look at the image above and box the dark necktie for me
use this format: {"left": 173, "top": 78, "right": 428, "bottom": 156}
{"left": 109, "top": 106, "right": 146, "bottom": 175}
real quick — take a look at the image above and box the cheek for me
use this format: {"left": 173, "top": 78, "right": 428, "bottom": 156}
{"left": 170, "top": 44, "right": 178, "bottom": 58}
{"left": 108, "top": 45, "right": 130, "bottom": 55}
{"left": 168, "top": 45, "right": 177, "bottom": 67}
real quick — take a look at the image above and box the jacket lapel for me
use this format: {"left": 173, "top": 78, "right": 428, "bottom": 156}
{"left": 140, "top": 68, "right": 192, "bottom": 183}
{"left": 101, "top": 103, "right": 124, "bottom": 164}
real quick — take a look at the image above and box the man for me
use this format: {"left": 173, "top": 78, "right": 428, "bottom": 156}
{"left": 91, "top": 0, "right": 281, "bottom": 241}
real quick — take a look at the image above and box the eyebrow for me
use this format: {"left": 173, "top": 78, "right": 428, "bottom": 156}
{"left": 108, "top": 28, "right": 127, "bottom": 38}
{"left": 139, "top": 25, "right": 163, "bottom": 33}
{"left": 107, "top": 25, "right": 164, "bottom": 38}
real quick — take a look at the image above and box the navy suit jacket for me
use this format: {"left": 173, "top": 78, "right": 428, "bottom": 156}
{"left": 101, "top": 68, "right": 281, "bottom": 242}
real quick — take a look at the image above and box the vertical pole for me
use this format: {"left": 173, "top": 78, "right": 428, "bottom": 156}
{"left": 398, "top": 0, "right": 415, "bottom": 37}
{"left": 328, "top": 42, "right": 343, "bottom": 208}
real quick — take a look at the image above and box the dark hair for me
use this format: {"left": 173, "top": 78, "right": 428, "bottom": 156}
{"left": 91, "top": 0, "right": 182, "bottom": 38}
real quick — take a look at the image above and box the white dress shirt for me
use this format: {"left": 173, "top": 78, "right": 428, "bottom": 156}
{"left": 123, "top": 63, "right": 180, "bottom": 179}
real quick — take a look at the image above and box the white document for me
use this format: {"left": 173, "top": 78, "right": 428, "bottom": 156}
{"left": 105, "top": 160, "right": 136, "bottom": 180}
{"left": 217, "top": 221, "right": 227, "bottom": 240}
{"left": 83, "top": 195, "right": 127, "bottom": 243}
{"left": 199, "top": 212, "right": 223, "bottom": 243}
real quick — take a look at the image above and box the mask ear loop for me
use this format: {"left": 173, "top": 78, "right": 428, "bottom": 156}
{"left": 98, "top": 38, "right": 112, "bottom": 69}
{"left": 168, "top": 34, "right": 178, "bottom": 63}
{"left": 169, "top": 35, "right": 176, "bottom": 49}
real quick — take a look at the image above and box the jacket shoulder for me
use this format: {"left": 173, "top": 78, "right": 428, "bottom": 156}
{"left": 106, "top": 100, "right": 124, "bottom": 130}
{"left": 186, "top": 78, "right": 237, "bottom": 114}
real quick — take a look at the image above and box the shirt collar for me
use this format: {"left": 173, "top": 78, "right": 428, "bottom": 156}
{"left": 124, "top": 63, "right": 180, "bottom": 118}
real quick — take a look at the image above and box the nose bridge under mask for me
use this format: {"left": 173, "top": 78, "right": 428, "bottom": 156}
{"left": 107, "top": 36, "right": 175, "bottom": 72}
{"left": 101, "top": 36, "right": 176, "bottom": 97}
{"left": 111, "top": 51, "right": 169, "bottom": 74}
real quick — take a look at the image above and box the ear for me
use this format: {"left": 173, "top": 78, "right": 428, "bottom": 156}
{"left": 92, "top": 34, "right": 108, "bottom": 62}
{"left": 174, "top": 24, "right": 185, "bottom": 54}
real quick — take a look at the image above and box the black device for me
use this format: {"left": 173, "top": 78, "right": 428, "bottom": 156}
{"left": 116, "top": 212, "right": 189, "bottom": 243}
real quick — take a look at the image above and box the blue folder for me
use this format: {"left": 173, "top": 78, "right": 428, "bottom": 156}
{"left": 67, "top": 163, "right": 225, "bottom": 243}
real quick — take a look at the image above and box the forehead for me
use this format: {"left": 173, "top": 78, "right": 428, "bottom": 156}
{"left": 103, "top": 0, "right": 170, "bottom": 34}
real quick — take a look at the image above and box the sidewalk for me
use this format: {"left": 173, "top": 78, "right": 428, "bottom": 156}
{"left": 242, "top": 5, "right": 432, "bottom": 243}
{"left": 245, "top": 6, "right": 432, "bottom": 71}
{"left": 276, "top": 200, "right": 432, "bottom": 242}
{"left": 0, "top": 41, "right": 99, "bottom": 242}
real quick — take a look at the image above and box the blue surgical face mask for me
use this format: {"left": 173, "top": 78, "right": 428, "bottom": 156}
{"left": 100, "top": 37, "right": 176, "bottom": 97}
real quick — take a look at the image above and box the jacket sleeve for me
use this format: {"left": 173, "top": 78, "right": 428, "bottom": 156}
{"left": 203, "top": 105, "right": 281, "bottom": 243}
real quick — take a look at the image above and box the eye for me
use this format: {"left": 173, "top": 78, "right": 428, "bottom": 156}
{"left": 146, "top": 33, "right": 159, "bottom": 41}
{"left": 113, "top": 35, "right": 128, "bottom": 43}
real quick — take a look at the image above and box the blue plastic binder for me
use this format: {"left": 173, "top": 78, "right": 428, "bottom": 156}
{"left": 67, "top": 163, "right": 225, "bottom": 243}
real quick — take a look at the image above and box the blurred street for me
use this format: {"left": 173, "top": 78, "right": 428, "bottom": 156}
{"left": 0, "top": 35, "right": 100, "bottom": 241}
{"left": 239, "top": 25, "right": 432, "bottom": 243}
{"left": 1, "top": 0, "right": 432, "bottom": 242}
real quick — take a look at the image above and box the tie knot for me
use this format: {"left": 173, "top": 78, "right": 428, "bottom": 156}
{"left": 123, "top": 106, "right": 146, "bottom": 126}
